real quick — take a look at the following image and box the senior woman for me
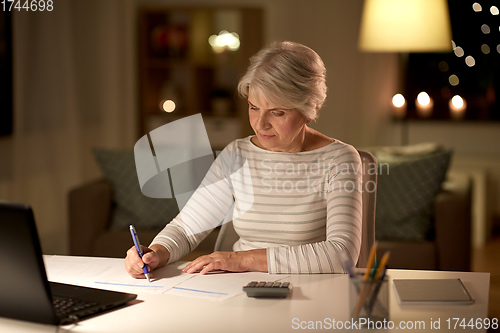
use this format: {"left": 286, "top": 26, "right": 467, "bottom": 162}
{"left": 125, "top": 41, "right": 362, "bottom": 277}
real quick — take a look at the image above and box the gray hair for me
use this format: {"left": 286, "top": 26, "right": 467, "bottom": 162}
{"left": 237, "top": 41, "right": 327, "bottom": 121}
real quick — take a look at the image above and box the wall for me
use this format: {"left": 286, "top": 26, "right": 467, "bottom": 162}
{"left": 134, "top": 0, "right": 401, "bottom": 147}
{"left": 0, "top": 0, "right": 137, "bottom": 254}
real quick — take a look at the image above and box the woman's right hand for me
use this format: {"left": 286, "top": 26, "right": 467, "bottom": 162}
{"left": 124, "top": 244, "right": 168, "bottom": 279}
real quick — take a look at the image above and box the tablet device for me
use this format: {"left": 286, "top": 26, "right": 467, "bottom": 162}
{"left": 393, "top": 279, "right": 474, "bottom": 305}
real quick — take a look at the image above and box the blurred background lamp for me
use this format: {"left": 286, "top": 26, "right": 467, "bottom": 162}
{"left": 161, "top": 100, "right": 176, "bottom": 113}
{"left": 208, "top": 31, "right": 240, "bottom": 53}
{"left": 358, "top": 0, "right": 453, "bottom": 143}
{"left": 359, "top": 0, "right": 452, "bottom": 52}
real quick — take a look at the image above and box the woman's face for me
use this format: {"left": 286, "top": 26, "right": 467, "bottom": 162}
{"left": 248, "top": 88, "right": 309, "bottom": 153}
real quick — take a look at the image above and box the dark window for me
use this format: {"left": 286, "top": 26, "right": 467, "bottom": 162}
{"left": 405, "top": 0, "right": 500, "bottom": 121}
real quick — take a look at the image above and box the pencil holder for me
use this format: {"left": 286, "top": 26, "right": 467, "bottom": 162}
{"left": 349, "top": 276, "right": 389, "bottom": 325}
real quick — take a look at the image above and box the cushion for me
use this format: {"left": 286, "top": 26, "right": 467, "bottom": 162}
{"left": 93, "top": 148, "right": 179, "bottom": 230}
{"left": 370, "top": 144, "right": 452, "bottom": 241}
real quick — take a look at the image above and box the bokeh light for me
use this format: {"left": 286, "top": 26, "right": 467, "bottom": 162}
{"left": 465, "top": 56, "right": 476, "bottom": 67}
{"left": 392, "top": 94, "right": 406, "bottom": 107}
{"left": 161, "top": 100, "right": 176, "bottom": 113}
{"left": 454, "top": 46, "right": 464, "bottom": 57}
{"left": 451, "top": 95, "right": 464, "bottom": 108}
{"left": 438, "top": 61, "right": 449, "bottom": 72}
{"left": 417, "top": 92, "right": 431, "bottom": 106}
{"left": 449, "top": 75, "right": 460, "bottom": 86}
{"left": 481, "top": 44, "right": 491, "bottom": 54}
{"left": 481, "top": 24, "right": 491, "bottom": 34}
{"left": 208, "top": 31, "right": 241, "bottom": 53}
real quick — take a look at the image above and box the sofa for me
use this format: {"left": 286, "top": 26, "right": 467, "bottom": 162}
{"left": 68, "top": 177, "right": 219, "bottom": 260}
{"left": 376, "top": 171, "right": 471, "bottom": 271}
{"left": 68, "top": 171, "right": 471, "bottom": 270}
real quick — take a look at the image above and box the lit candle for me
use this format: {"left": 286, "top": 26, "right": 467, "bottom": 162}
{"left": 391, "top": 93, "right": 407, "bottom": 119}
{"left": 416, "top": 92, "right": 433, "bottom": 118}
{"left": 449, "top": 95, "right": 466, "bottom": 119}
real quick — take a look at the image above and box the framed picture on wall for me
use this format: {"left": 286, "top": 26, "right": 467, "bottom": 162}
{"left": 0, "top": 10, "right": 13, "bottom": 136}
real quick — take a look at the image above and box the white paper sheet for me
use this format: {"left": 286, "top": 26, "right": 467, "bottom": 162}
{"left": 44, "top": 256, "right": 289, "bottom": 301}
{"left": 165, "top": 271, "right": 289, "bottom": 301}
{"left": 44, "top": 256, "right": 193, "bottom": 295}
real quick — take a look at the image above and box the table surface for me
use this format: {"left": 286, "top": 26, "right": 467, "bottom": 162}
{"left": 0, "top": 256, "right": 491, "bottom": 333}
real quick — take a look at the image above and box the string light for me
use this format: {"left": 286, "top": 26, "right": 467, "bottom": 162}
{"left": 454, "top": 46, "right": 464, "bottom": 57}
{"left": 465, "top": 56, "right": 476, "bottom": 67}
{"left": 449, "top": 75, "right": 459, "bottom": 86}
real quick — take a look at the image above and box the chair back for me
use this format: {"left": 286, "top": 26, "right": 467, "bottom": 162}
{"left": 214, "top": 150, "right": 377, "bottom": 268}
{"left": 356, "top": 150, "right": 377, "bottom": 268}
{"left": 214, "top": 220, "right": 238, "bottom": 252}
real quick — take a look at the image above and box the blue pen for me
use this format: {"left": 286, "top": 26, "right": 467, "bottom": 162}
{"left": 129, "top": 225, "right": 151, "bottom": 283}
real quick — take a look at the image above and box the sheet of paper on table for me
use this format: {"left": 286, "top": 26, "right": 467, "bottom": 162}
{"left": 165, "top": 271, "right": 288, "bottom": 301}
{"left": 44, "top": 256, "right": 193, "bottom": 295}
{"left": 44, "top": 256, "right": 288, "bottom": 301}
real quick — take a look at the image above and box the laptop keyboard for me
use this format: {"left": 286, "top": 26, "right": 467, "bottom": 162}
{"left": 53, "top": 296, "right": 98, "bottom": 318}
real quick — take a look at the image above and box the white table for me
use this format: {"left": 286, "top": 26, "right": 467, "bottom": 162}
{"left": 0, "top": 256, "right": 491, "bottom": 333}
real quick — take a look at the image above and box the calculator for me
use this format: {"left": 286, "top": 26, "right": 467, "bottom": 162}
{"left": 243, "top": 281, "right": 292, "bottom": 298}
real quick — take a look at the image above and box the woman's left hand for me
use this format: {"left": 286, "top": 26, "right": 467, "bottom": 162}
{"left": 182, "top": 249, "right": 268, "bottom": 275}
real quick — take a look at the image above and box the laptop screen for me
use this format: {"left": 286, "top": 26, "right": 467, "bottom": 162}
{"left": 0, "top": 202, "right": 58, "bottom": 323}
{"left": 0, "top": 202, "right": 137, "bottom": 325}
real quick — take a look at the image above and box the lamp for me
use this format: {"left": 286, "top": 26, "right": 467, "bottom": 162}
{"left": 358, "top": 0, "right": 452, "bottom": 144}
{"left": 359, "top": 0, "right": 452, "bottom": 52}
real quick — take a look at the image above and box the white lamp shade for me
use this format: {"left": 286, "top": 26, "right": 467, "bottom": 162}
{"left": 359, "top": 0, "right": 452, "bottom": 52}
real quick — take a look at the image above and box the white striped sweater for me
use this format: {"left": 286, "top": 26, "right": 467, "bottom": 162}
{"left": 150, "top": 136, "right": 362, "bottom": 274}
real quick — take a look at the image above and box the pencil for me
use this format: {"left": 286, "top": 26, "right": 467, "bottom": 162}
{"left": 363, "top": 242, "right": 378, "bottom": 281}
{"left": 373, "top": 251, "right": 390, "bottom": 281}
{"left": 365, "top": 251, "right": 391, "bottom": 314}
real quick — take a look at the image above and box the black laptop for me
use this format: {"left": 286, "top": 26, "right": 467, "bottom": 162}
{"left": 0, "top": 202, "right": 137, "bottom": 325}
